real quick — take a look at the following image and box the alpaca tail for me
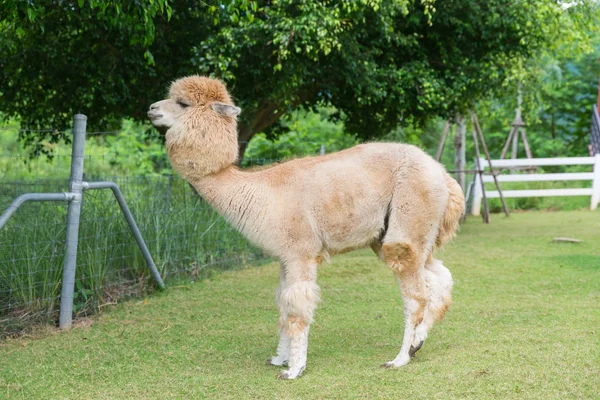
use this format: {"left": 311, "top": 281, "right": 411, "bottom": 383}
{"left": 436, "top": 172, "right": 465, "bottom": 248}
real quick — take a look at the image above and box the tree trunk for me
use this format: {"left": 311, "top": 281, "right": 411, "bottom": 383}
{"left": 236, "top": 102, "right": 286, "bottom": 162}
{"left": 236, "top": 89, "right": 318, "bottom": 162}
{"left": 237, "top": 123, "right": 255, "bottom": 163}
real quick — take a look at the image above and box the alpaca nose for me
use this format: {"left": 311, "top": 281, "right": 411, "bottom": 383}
{"left": 147, "top": 103, "right": 162, "bottom": 120}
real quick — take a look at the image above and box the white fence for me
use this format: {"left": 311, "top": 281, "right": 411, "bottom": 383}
{"left": 471, "top": 155, "right": 600, "bottom": 215}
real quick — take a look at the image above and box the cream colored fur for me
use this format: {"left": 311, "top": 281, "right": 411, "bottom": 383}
{"left": 148, "top": 75, "right": 465, "bottom": 379}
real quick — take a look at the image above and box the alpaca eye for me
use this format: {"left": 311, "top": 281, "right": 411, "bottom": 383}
{"left": 177, "top": 101, "right": 190, "bottom": 108}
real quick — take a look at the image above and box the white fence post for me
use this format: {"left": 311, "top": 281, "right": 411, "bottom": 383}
{"left": 591, "top": 154, "right": 600, "bottom": 210}
{"left": 471, "top": 157, "right": 483, "bottom": 216}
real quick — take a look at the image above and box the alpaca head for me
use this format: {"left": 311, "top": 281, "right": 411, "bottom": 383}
{"left": 148, "top": 75, "right": 241, "bottom": 178}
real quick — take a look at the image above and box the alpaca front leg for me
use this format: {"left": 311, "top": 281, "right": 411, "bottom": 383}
{"left": 270, "top": 270, "right": 291, "bottom": 367}
{"left": 278, "top": 323, "right": 310, "bottom": 379}
{"left": 268, "top": 327, "right": 290, "bottom": 366}
{"left": 276, "top": 280, "right": 320, "bottom": 380}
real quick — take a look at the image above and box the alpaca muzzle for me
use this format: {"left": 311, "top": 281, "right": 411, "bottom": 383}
{"left": 147, "top": 111, "right": 168, "bottom": 135}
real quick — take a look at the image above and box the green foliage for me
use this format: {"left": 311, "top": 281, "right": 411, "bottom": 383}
{"left": 0, "top": 1, "right": 173, "bottom": 139}
{"left": 3, "top": 0, "right": 598, "bottom": 155}
{"left": 86, "top": 121, "right": 171, "bottom": 177}
{"left": 474, "top": 42, "right": 600, "bottom": 159}
{"left": 530, "top": 49, "right": 600, "bottom": 155}
{"left": 243, "top": 108, "right": 359, "bottom": 163}
{"left": 207, "top": 0, "right": 599, "bottom": 143}
{"left": 0, "top": 119, "right": 168, "bottom": 180}
{"left": 380, "top": 117, "right": 445, "bottom": 152}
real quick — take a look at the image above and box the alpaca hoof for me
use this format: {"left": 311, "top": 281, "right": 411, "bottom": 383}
{"left": 267, "top": 357, "right": 288, "bottom": 367}
{"left": 381, "top": 361, "right": 407, "bottom": 369}
{"left": 277, "top": 367, "right": 304, "bottom": 380}
{"left": 381, "top": 356, "right": 410, "bottom": 369}
{"left": 409, "top": 340, "right": 424, "bottom": 358}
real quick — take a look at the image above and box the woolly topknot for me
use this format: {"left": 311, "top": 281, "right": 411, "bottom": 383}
{"left": 169, "top": 75, "right": 232, "bottom": 106}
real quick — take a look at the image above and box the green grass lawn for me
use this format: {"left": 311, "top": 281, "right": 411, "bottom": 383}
{"left": 1, "top": 211, "right": 599, "bottom": 399}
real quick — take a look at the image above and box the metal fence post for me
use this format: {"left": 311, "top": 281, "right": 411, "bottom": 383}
{"left": 59, "top": 114, "right": 87, "bottom": 330}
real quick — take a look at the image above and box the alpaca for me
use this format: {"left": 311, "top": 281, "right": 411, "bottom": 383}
{"left": 148, "top": 75, "right": 465, "bottom": 379}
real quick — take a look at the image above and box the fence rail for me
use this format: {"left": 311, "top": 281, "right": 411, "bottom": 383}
{"left": 471, "top": 155, "right": 600, "bottom": 215}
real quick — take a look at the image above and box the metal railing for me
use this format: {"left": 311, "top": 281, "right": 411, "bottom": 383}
{"left": 0, "top": 115, "right": 164, "bottom": 330}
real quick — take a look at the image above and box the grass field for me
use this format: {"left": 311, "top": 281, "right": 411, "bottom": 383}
{"left": 1, "top": 211, "right": 599, "bottom": 399}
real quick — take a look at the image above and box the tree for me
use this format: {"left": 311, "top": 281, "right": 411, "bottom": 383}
{"left": 474, "top": 45, "right": 600, "bottom": 159}
{"left": 1, "top": 0, "right": 598, "bottom": 158}
{"left": 0, "top": 0, "right": 175, "bottom": 154}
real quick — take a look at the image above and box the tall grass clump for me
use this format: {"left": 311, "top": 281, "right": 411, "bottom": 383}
{"left": 0, "top": 175, "right": 266, "bottom": 335}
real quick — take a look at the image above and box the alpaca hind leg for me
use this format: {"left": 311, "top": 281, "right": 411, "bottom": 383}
{"left": 411, "top": 256, "right": 453, "bottom": 356}
{"left": 381, "top": 171, "right": 447, "bottom": 366}
{"left": 276, "top": 262, "right": 320, "bottom": 379}
{"left": 381, "top": 242, "right": 428, "bottom": 368}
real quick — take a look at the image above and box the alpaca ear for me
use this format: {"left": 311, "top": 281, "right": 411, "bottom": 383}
{"left": 211, "top": 102, "right": 241, "bottom": 117}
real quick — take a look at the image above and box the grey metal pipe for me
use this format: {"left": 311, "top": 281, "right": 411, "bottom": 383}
{"left": 2, "top": 114, "right": 164, "bottom": 330}
{"left": 59, "top": 114, "right": 87, "bottom": 330}
{"left": 0, "top": 193, "right": 76, "bottom": 230}
{"left": 83, "top": 181, "right": 166, "bottom": 290}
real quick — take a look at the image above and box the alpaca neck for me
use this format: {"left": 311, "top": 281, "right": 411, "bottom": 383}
{"left": 166, "top": 141, "right": 237, "bottom": 180}
{"left": 165, "top": 120, "right": 271, "bottom": 240}
{"left": 165, "top": 116, "right": 239, "bottom": 179}
{"left": 190, "top": 166, "right": 270, "bottom": 237}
